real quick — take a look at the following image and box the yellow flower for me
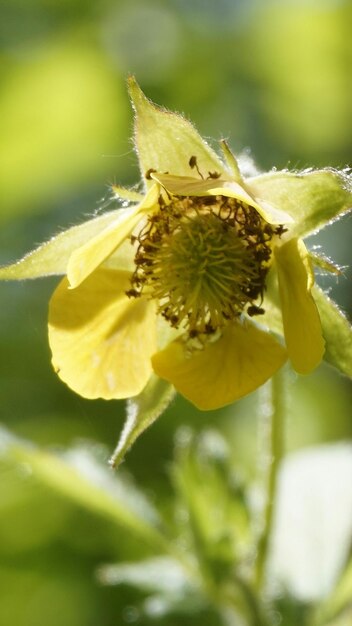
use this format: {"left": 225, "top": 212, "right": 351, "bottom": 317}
{"left": 1, "top": 78, "right": 351, "bottom": 412}
{"left": 49, "top": 177, "right": 291, "bottom": 409}
{"left": 46, "top": 83, "right": 324, "bottom": 411}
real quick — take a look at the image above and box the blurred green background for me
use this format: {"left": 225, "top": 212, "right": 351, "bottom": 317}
{"left": 0, "top": 0, "right": 351, "bottom": 625}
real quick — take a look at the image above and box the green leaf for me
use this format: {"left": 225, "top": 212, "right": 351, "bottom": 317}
{"left": 313, "top": 285, "right": 352, "bottom": 378}
{"left": 314, "top": 558, "right": 352, "bottom": 625}
{"left": 97, "top": 557, "right": 203, "bottom": 618}
{"left": 128, "top": 77, "right": 226, "bottom": 182}
{"left": 109, "top": 375, "right": 176, "bottom": 468}
{"left": 247, "top": 169, "right": 351, "bottom": 236}
{"left": 0, "top": 428, "right": 170, "bottom": 552}
{"left": 0, "top": 210, "right": 122, "bottom": 280}
{"left": 270, "top": 443, "right": 352, "bottom": 601}
{"left": 98, "top": 556, "right": 189, "bottom": 593}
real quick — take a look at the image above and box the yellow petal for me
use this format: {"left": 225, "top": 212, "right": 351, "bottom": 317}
{"left": 103, "top": 239, "right": 135, "bottom": 273}
{"left": 151, "top": 173, "right": 231, "bottom": 195}
{"left": 152, "top": 322, "right": 287, "bottom": 410}
{"left": 151, "top": 173, "right": 293, "bottom": 225}
{"left": 48, "top": 268, "right": 157, "bottom": 399}
{"left": 275, "top": 238, "right": 325, "bottom": 374}
{"left": 67, "top": 184, "right": 160, "bottom": 288}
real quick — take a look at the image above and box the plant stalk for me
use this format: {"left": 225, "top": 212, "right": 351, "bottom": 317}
{"left": 255, "top": 367, "right": 286, "bottom": 590}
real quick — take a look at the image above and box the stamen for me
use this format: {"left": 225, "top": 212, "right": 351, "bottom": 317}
{"left": 128, "top": 193, "right": 277, "bottom": 336}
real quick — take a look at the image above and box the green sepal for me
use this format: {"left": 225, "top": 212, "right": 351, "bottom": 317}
{"left": 313, "top": 285, "right": 352, "bottom": 378}
{"left": 310, "top": 251, "right": 343, "bottom": 276}
{"left": 219, "top": 140, "right": 243, "bottom": 183}
{"left": 128, "top": 76, "right": 227, "bottom": 183}
{"left": 109, "top": 375, "right": 175, "bottom": 468}
{"left": 248, "top": 169, "right": 351, "bottom": 236}
{"left": 111, "top": 185, "right": 144, "bottom": 202}
{"left": 0, "top": 210, "right": 123, "bottom": 280}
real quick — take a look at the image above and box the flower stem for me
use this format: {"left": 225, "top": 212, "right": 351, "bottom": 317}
{"left": 255, "top": 367, "right": 286, "bottom": 590}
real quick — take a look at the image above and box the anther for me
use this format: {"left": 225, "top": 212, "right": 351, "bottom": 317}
{"left": 128, "top": 192, "right": 275, "bottom": 336}
{"left": 145, "top": 168, "right": 157, "bottom": 180}
{"left": 189, "top": 155, "right": 204, "bottom": 179}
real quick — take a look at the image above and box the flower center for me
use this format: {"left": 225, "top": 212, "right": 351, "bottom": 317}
{"left": 128, "top": 194, "right": 277, "bottom": 336}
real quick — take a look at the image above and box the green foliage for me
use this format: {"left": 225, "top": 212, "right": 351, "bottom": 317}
{"left": 110, "top": 376, "right": 176, "bottom": 468}
{"left": 0, "top": 39, "right": 127, "bottom": 221}
{"left": 0, "top": 0, "right": 351, "bottom": 624}
{"left": 0, "top": 428, "right": 166, "bottom": 549}
{"left": 249, "top": 169, "right": 352, "bottom": 238}
{"left": 2, "top": 427, "right": 352, "bottom": 625}
{"left": 313, "top": 286, "right": 352, "bottom": 378}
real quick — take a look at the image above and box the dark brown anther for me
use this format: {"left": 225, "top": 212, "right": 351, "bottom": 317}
{"left": 264, "top": 224, "right": 274, "bottom": 236}
{"left": 189, "top": 155, "right": 204, "bottom": 179}
{"left": 274, "top": 225, "right": 288, "bottom": 237}
{"left": 247, "top": 305, "right": 265, "bottom": 317}
{"left": 145, "top": 168, "right": 156, "bottom": 180}
{"left": 126, "top": 289, "right": 140, "bottom": 298}
{"left": 203, "top": 196, "right": 217, "bottom": 206}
